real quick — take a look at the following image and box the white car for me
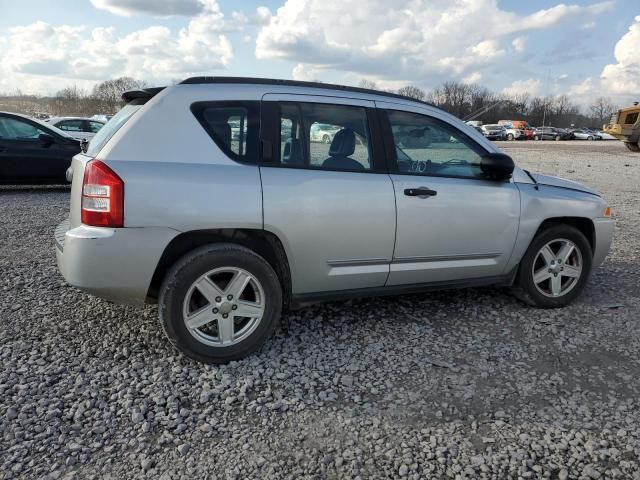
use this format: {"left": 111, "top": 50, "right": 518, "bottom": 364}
{"left": 502, "top": 126, "right": 524, "bottom": 141}
{"left": 571, "top": 129, "right": 602, "bottom": 141}
{"left": 310, "top": 123, "right": 342, "bottom": 143}
{"left": 46, "top": 117, "right": 106, "bottom": 142}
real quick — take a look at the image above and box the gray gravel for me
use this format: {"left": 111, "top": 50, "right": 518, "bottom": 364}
{"left": 1, "top": 141, "right": 640, "bottom": 479}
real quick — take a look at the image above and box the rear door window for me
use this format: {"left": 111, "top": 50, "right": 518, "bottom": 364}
{"left": 274, "top": 102, "right": 372, "bottom": 171}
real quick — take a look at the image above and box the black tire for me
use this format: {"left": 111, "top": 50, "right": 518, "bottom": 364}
{"left": 625, "top": 142, "right": 640, "bottom": 152}
{"left": 159, "top": 244, "right": 282, "bottom": 363}
{"left": 512, "top": 225, "right": 592, "bottom": 308}
{"left": 507, "top": 133, "right": 514, "bottom": 141}
{"left": 587, "top": 136, "right": 593, "bottom": 141}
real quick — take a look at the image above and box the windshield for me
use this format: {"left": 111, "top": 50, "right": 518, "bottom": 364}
{"left": 86, "top": 99, "right": 147, "bottom": 157}
{"left": 29, "top": 116, "right": 75, "bottom": 139}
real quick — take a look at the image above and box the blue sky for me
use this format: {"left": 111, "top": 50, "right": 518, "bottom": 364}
{"left": 0, "top": 0, "right": 638, "bottom": 105}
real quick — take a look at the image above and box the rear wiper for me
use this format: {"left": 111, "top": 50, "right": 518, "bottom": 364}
{"left": 523, "top": 169, "right": 539, "bottom": 190}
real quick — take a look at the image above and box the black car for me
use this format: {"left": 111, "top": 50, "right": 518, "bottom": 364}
{"left": 532, "top": 127, "right": 571, "bottom": 141}
{"left": 0, "top": 111, "right": 81, "bottom": 184}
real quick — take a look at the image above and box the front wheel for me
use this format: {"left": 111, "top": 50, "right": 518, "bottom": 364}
{"left": 507, "top": 133, "right": 514, "bottom": 141}
{"left": 625, "top": 141, "right": 640, "bottom": 152}
{"left": 512, "top": 225, "right": 592, "bottom": 308}
{"left": 159, "top": 244, "right": 282, "bottom": 363}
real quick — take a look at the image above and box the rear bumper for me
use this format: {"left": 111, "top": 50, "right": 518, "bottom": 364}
{"left": 55, "top": 221, "right": 179, "bottom": 306}
{"left": 592, "top": 218, "right": 615, "bottom": 268}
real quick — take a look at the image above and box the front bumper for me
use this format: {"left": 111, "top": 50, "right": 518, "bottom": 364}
{"left": 55, "top": 221, "right": 179, "bottom": 306}
{"left": 592, "top": 217, "right": 615, "bottom": 268}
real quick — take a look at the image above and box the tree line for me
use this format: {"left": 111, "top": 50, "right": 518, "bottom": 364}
{"left": 0, "top": 76, "right": 617, "bottom": 129}
{"left": 0, "top": 77, "right": 147, "bottom": 118}
{"left": 360, "top": 80, "right": 617, "bottom": 129}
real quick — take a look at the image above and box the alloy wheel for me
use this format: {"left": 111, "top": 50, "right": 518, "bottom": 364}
{"left": 182, "top": 267, "right": 265, "bottom": 347}
{"left": 531, "top": 239, "right": 583, "bottom": 298}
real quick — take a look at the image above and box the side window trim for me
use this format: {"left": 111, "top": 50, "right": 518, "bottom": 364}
{"left": 379, "top": 108, "right": 492, "bottom": 181}
{"left": 190, "top": 100, "right": 260, "bottom": 165}
{"left": 259, "top": 100, "right": 386, "bottom": 174}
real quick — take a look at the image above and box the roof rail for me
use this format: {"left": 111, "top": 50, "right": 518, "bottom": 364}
{"left": 179, "top": 76, "right": 435, "bottom": 108}
{"left": 121, "top": 87, "right": 165, "bottom": 103}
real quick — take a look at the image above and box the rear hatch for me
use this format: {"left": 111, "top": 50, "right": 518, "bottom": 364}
{"left": 67, "top": 90, "right": 161, "bottom": 229}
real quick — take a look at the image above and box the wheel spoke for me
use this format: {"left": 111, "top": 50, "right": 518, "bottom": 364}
{"left": 217, "top": 317, "right": 235, "bottom": 344}
{"left": 194, "top": 276, "right": 224, "bottom": 304}
{"left": 533, "top": 268, "right": 551, "bottom": 284}
{"left": 225, "top": 271, "right": 250, "bottom": 298}
{"left": 185, "top": 306, "right": 217, "bottom": 330}
{"left": 556, "top": 242, "right": 575, "bottom": 264}
{"left": 550, "top": 274, "right": 562, "bottom": 296}
{"left": 562, "top": 265, "right": 581, "bottom": 278}
{"left": 539, "top": 245, "right": 555, "bottom": 266}
{"left": 234, "top": 300, "right": 264, "bottom": 319}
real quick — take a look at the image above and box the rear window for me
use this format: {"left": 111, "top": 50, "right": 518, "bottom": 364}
{"left": 85, "top": 99, "right": 147, "bottom": 157}
{"left": 191, "top": 101, "right": 260, "bottom": 164}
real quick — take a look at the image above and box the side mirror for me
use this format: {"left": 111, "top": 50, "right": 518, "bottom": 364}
{"left": 39, "top": 133, "right": 55, "bottom": 147}
{"left": 480, "top": 152, "right": 514, "bottom": 181}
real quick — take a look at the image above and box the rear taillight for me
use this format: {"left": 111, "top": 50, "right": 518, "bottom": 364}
{"left": 81, "top": 160, "right": 124, "bottom": 227}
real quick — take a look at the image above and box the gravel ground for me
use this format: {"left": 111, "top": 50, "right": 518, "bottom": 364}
{"left": 1, "top": 141, "right": 639, "bottom": 479}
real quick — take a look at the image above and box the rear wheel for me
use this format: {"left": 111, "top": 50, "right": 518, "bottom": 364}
{"left": 512, "top": 225, "right": 592, "bottom": 308}
{"left": 587, "top": 136, "right": 594, "bottom": 141}
{"left": 507, "top": 133, "right": 514, "bottom": 141}
{"left": 159, "top": 244, "right": 282, "bottom": 363}
{"left": 625, "top": 141, "right": 640, "bottom": 152}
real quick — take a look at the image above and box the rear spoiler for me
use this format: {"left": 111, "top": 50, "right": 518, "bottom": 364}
{"left": 121, "top": 87, "right": 165, "bottom": 103}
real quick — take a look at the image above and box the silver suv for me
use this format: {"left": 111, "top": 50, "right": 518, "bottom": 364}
{"left": 55, "top": 77, "right": 615, "bottom": 363}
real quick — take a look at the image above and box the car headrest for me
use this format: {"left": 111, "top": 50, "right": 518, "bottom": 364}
{"left": 329, "top": 129, "right": 356, "bottom": 157}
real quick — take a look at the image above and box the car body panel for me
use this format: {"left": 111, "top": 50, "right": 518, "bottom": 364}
{"left": 260, "top": 93, "right": 396, "bottom": 294}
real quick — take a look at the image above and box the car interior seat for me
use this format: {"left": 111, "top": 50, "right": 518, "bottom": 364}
{"left": 322, "top": 128, "right": 364, "bottom": 170}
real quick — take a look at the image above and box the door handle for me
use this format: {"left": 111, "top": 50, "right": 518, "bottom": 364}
{"left": 404, "top": 187, "right": 437, "bottom": 197}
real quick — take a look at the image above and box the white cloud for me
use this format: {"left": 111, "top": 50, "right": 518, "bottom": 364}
{"left": 256, "top": 0, "right": 611, "bottom": 87}
{"left": 502, "top": 78, "right": 541, "bottom": 97}
{"left": 600, "top": 15, "right": 640, "bottom": 95}
{"left": 568, "top": 16, "right": 640, "bottom": 104}
{"left": 512, "top": 36, "right": 526, "bottom": 53}
{"left": 90, "top": 0, "right": 205, "bottom": 17}
{"left": 0, "top": 2, "right": 236, "bottom": 93}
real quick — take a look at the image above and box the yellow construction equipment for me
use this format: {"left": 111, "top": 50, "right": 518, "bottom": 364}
{"left": 603, "top": 102, "right": 640, "bottom": 152}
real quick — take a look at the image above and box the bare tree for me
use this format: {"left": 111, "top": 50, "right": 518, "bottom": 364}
{"left": 397, "top": 85, "right": 426, "bottom": 101}
{"left": 589, "top": 96, "right": 616, "bottom": 126}
{"left": 358, "top": 79, "right": 379, "bottom": 90}
{"left": 91, "top": 77, "right": 147, "bottom": 113}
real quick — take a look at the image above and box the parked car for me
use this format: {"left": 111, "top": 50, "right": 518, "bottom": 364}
{"left": 0, "top": 111, "right": 81, "bottom": 184}
{"left": 597, "top": 131, "right": 617, "bottom": 140}
{"left": 481, "top": 124, "right": 506, "bottom": 140}
{"left": 533, "top": 127, "right": 571, "bottom": 141}
{"left": 55, "top": 77, "right": 614, "bottom": 363}
{"left": 46, "top": 117, "right": 106, "bottom": 142}
{"left": 91, "top": 114, "right": 113, "bottom": 123}
{"left": 499, "top": 120, "right": 532, "bottom": 139}
{"left": 570, "top": 129, "right": 602, "bottom": 141}
{"left": 502, "top": 126, "right": 525, "bottom": 141}
{"left": 309, "top": 123, "right": 341, "bottom": 143}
